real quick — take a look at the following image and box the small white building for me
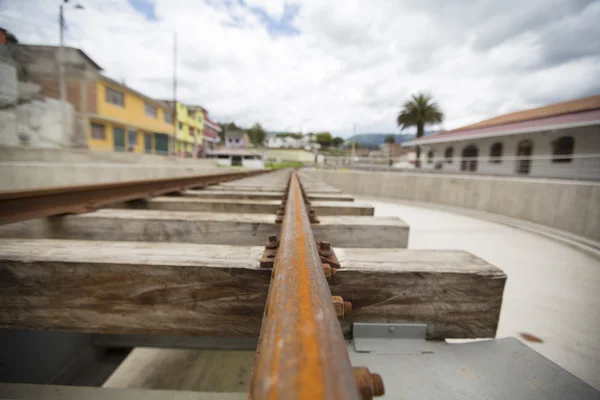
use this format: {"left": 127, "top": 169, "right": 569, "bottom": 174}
{"left": 266, "top": 134, "right": 320, "bottom": 151}
{"left": 404, "top": 95, "right": 600, "bottom": 181}
{"left": 206, "top": 148, "right": 264, "bottom": 168}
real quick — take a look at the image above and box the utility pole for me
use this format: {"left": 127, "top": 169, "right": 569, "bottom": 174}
{"left": 58, "top": 0, "right": 83, "bottom": 146}
{"left": 58, "top": 2, "right": 67, "bottom": 143}
{"left": 171, "top": 31, "right": 177, "bottom": 158}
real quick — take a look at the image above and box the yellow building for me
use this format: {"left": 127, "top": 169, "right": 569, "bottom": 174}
{"left": 87, "top": 76, "right": 175, "bottom": 155}
{"left": 171, "top": 103, "right": 204, "bottom": 157}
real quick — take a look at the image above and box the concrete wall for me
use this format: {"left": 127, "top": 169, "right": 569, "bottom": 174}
{"left": 0, "top": 145, "right": 217, "bottom": 165}
{"left": 0, "top": 145, "right": 230, "bottom": 190}
{"left": 266, "top": 149, "right": 315, "bottom": 163}
{"left": 419, "top": 125, "right": 600, "bottom": 181}
{"left": 306, "top": 169, "right": 600, "bottom": 243}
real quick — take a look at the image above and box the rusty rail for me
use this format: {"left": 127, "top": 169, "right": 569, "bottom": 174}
{"left": 0, "top": 169, "right": 267, "bottom": 226}
{"left": 250, "top": 171, "right": 360, "bottom": 399}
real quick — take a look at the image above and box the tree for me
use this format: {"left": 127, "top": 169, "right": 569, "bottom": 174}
{"left": 332, "top": 136, "right": 345, "bottom": 148}
{"left": 397, "top": 93, "right": 444, "bottom": 167}
{"left": 247, "top": 123, "right": 267, "bottom": 146}
{"left": 384, "top": 135, "right": 395, "bottom": 144}
{"left": 315, "top": 132, "right": 333, "bottom": 148}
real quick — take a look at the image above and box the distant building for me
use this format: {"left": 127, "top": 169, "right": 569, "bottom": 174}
{"left": 163, "top": 101, "right": 203, "bottom": 158}
{"left": 206, "top": 128, "right": 263, "bottom": 167}
{"left": 10, "top": 44, "right": 176, "bottom": 155}
{"left": 266, "top": 134, "right": 320, "bottom": 151}
{"left": 90, "top": 75, "right": 174, "bottom": 155}
{"left": 225, "top": 129, "right": 252, "bottom": 148}
{"left": 404, "top": 95, "right": 600, "bottom": 180}
{"left": 380, "top": 142, "right": 411, "bottom": 158}
{"left": 200, "top": 109, "right": 221, "bottom": 156}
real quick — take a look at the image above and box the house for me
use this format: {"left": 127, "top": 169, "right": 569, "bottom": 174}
{"left": 404, "top": 95, "right": 600, "bottom": 180}
{"left": 206, "top": 148, "right": 264, "bottom": 168}
{"left": 162, "top": 101, "right": 201, "bottom": 158}
{"left": 266, "top": 133, "right": 320, "bottom": 151}
{"left": 201, "top": 109, "right": 221, "bottom": 156}
{"left": 11, "top": 44, "right": 176, "bottom": 155}
{"left": 185, "top": 105, "right": 205, "bottom": 158}
{"left": 10, "top": 44, "right": 102, "bottom": 148}
{"left": 89, "top": 76, "right": 174, "bottom": 155}
{"left": 207, "top": 129, "right": 263, "bottom": 167}
{"left": 225, "top": 129, "right": 252, "bottom": 148}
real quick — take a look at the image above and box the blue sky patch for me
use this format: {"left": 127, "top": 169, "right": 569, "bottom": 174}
{"left": 246, "top": 1, "right": 300, "bottom": 37}
{"left": 128, "top": 0, "right": 158, "bottom": 21}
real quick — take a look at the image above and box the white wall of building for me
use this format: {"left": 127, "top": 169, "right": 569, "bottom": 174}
{"left": 418, "top": 124, "right": 600, "bottom": 180}
{"left": 214, "top": 156, "right": 264, "bottom": 168}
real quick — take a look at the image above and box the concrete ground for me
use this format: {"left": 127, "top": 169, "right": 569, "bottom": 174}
{"left": 364, "top": 197, "right": 600, "bottom": 390}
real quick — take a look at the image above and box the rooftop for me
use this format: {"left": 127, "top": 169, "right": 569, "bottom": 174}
{"left": 405, "top": 94, "right": 600, "bottom": 146}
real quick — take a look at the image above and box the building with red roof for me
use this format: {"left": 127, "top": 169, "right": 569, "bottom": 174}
{"left": 404, "top": 95, "right": 600, "bottom": 180}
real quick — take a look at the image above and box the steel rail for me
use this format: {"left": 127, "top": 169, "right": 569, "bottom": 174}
{"left": 250, "top": 171, "right": 360, "bottom": 400}
{"left": 0, "top": 169, "right": 267, "bottom": 226}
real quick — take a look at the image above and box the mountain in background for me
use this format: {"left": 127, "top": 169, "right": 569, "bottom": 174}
{"left": 345, "top": 133, "right": 416, "bottom": 149}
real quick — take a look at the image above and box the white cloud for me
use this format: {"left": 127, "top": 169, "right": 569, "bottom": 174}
{"left": 1, "top": 0, "right": 599, "bottom": 137}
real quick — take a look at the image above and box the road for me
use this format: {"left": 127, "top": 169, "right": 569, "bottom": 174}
{"left": 365, "top": 197, "right": 600, "bottom": 390}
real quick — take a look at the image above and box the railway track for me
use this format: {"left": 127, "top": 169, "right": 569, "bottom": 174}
{"left": 0, "top": 168, "right": 507, "bottom": 399}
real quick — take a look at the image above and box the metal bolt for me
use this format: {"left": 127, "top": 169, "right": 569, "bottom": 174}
{"left": 332, "top": 296, "right": 352, "bottom": 319}
{"left": 319, "top": 241, "right": 331, "bottom": 251}
{"left": 266, "top": 235, "right": 279, "bottom": 249}
{"left": 322, "top": 263, "right": 332, "bottom": 279}
{"left": 353, "top": 367, "right": 385, "bottom": 399}
{"left": 344, "top": 301, "right": 352, "bottom": 315}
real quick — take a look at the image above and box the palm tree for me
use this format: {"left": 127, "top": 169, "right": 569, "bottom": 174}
{"left": 397, "top": 93, "right": 444, "bottom": 167}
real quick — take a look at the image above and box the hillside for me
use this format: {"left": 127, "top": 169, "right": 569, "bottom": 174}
{"left": 345, "top": 133, "right": 416, "bottom": 149}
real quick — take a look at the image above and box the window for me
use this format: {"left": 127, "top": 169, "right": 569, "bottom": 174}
{"left": 516, "top": 140, "right": 533, "bottom": 174}
{"left": 105, "top": 87, "right": 124, "bottom": 107}
{"left": 489, "top": 142, "right": 503, "bottom": 164}
{"left": 552, "top": 136, "right": 574, "bottom": 163}
{"left": 461, "top": 145, "right": 478, "bottom": 171}
{"left": 178, "top": 122, "right": 183, "bottom": 130}
{"left": 427, "top": 150, "right": 434, "bottom": 164}
{"left": 164, "top": 111, "right": 173, "bottom": 123}
{"left": 444, "top": 147, "right": 453, "bottom": 163}
{"left": 127, "top": 129, "right": 137, "bottom": 151}
{"left": 145, "top": 103, "right": 157, "bottom": 118}
{"left": 91, "top": 123, "right": 106, "bottom": 140}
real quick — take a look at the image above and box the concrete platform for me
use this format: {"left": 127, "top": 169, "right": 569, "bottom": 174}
{"left": 367, "top": 197, "right": 600, "bottom": 390}
{"left": 0, "top": 209, "right": 407, "bottom": 248}
{"left": 181, "top": 190, "right": 354, "bottom": 202}
{"left": 112, "top": 197, "right": 374, "bottom": 216}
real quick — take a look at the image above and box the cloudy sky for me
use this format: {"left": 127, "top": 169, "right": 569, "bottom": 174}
{"left": 1, "top": 0, "right": 599, "bottom": 137}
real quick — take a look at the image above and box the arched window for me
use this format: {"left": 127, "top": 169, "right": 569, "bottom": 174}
{"left": 427, "top": 150, "right": 434, "bottom": 164}
{"left": 516, "top": 140, "right": 533, "bottom": 174}
{"left": 444, "top": 147, "right": 453, "bottom": 164}
{"left": 552, "top": 136, "right": 574, "bottom": 163}
{"left": 489, "top": 142, "right": 503, "bottom": 164}
{"left": 461, "top": 145, "right": 478, "bottom": 171}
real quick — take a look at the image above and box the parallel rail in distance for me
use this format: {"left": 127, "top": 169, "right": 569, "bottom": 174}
{"left": 0, "top": 169, "right": 267, "bottom": 226}
{"left": 251, "top": 171, "right": 360, "bottom": 399}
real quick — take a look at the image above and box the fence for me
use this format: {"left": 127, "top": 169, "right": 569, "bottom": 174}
{"left": 321, "top": 153, "right": 600, "bottom": 182}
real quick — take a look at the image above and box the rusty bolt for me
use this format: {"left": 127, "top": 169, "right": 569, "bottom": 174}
{"left": 353, "top": 367, "right": 385, "bottom": 399}
{"left": 322, "top": 263, "right": 332, "bottom": 279}
{"left": 266, "top": 235, "right": 279, "bottom": 249}
{"left": 332, "top": 296, "right": 352, "bottom": 319}
{"left": 319, "top": 241, "right": 331, "bottom": 251}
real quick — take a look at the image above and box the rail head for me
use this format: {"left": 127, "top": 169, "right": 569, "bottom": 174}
{"left": 251, "top": 171, "right": 360, "bottom": 399}
{"left": 0, "top": 169, "right": 268, "bottom": 226}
